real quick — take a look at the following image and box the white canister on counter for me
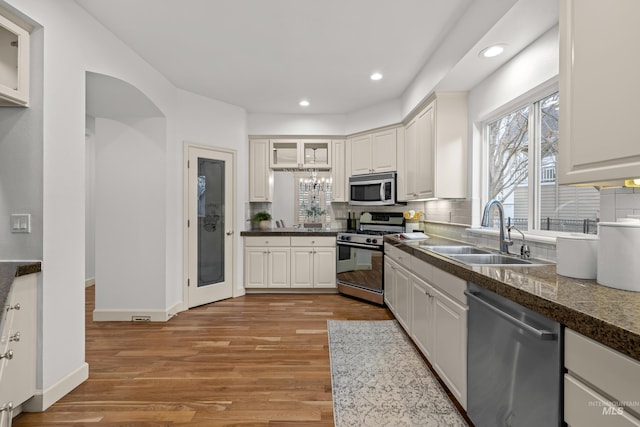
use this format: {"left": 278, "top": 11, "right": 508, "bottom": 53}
{"left": 556, "top": 234, "right": 598, "bottom": 279}
{"left": 597, "top": 221, "right": 640, "bottom": 292}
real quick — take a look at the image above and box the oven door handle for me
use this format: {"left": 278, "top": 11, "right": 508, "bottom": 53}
{"left": 337, "top": 242, "right": 383, "bottom": 251}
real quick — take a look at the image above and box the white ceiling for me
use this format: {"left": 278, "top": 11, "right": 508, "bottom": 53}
{"left": 75, "top": 0, "right": 558, "bottom": 115}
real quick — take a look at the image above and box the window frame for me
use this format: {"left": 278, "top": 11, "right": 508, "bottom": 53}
{"left": 481, "top": 81, "right": 562, "bottom": 236}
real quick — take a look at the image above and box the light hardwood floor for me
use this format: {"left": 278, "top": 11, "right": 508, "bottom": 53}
{"left": 14, "top": 287, "right": 393, "bottom": 426}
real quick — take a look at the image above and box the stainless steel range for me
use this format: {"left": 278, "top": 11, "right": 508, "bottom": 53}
{"left": 336, "top": 212, "right": 405, "bottom": 304}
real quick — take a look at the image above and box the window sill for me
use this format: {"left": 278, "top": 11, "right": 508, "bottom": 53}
{"left": 466, "top": 227, "right": 562, "bottom": 245}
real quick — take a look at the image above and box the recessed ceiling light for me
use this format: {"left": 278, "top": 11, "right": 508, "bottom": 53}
{"left": 370, "top": 72, "right": 383, "bottom": 81}
{"left": 479, "top": 44, "right": 506, "bottom": 58}
{"left": 299, "top": 100, "right": 310, "bottom": 107}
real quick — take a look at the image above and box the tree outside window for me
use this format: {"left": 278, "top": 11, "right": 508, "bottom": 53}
{"left": 486, "top": 91, "right": 599, "bottom": 234}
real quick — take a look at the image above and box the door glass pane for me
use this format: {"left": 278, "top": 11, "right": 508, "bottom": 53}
{"left": 198, "top": 158, "right": 225, "bottom": 286}
{"left": 487, "top": 105, "right": 529, "bottom": 229}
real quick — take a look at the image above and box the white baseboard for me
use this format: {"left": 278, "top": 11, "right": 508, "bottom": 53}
{"left": 23, "top": 362, "right": 89, "bottom": 412}
{"left": 93, "top": 301, "right": 182, "bottom": 322}
{"left": 85, "top": 277, "right": 95, "bottom": 287}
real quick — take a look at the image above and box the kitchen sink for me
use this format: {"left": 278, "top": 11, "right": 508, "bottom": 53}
{"left": 447, "top": 253, "right": 551, "bottom": 266}
{"left": 424, "top": 245, "right": 492, "bottom": 255}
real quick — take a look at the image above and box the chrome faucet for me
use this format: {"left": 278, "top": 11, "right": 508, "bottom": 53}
{"left": 508, "top": 224, "right": 530, "bottom": 259}
{"left": 481, "top": 199, "right": 513, "bottom": 254}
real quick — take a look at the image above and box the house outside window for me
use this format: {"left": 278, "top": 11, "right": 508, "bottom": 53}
{"left": 485, "top": 90, "right": 600, "bottom": 234}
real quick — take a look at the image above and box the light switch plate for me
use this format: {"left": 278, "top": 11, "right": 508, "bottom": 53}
{"left": 11, "top": 213, "right": 30, "bottom": 233}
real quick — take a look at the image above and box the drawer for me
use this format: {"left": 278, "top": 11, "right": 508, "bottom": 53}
{"left": 244, "top": 236, "right": 290, "bottom": 247}
{"left": 385, "top": 245, "right": 411, "bottom": 269}
{"left": 565, "top": 374, "right": 640, "bottom": 426}
{"left": 291, "top": 236, "right": 335, "bottom": 247}
{"left": 411, "top": 255, "right": 433, "bottom": 282}
{"left": 432, "top": 266, "right": 466, "bottom": 306}
{"left": 565, "top": 329, "right": 640, "bottom": 411}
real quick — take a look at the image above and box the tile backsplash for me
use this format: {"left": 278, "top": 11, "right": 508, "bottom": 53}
{"left": 599, "top": 187, "right": 640, "bottom": 222}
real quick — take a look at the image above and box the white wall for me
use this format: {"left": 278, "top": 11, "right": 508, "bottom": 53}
{"left": 94, "top": 117, "right": 167, "bottom": 312}
{"left": 247, "top": 113, "right": 345, "bottom": 136}
{"left": 0, "top": 26, "right": 42, "bottom": 260}
{"left": 466, "top": 25, "right": 559, "bottom": 226}
{"left": 85, "top": 116, "right": 95, "bottom": 283}
{"left": 3, "top": 0, "right": 248, "bottom": 409}
{"left": 174, "top": 89, "right": 247, "bottom": 300}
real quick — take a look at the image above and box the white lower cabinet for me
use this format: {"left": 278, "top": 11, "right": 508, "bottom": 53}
{"left": 290, "top": 247, "right": 336, "bottom": 288}
{"left": 431, "top": 286, "right": 467, "bottom": 407}
{"left": 384, "top": 247, "right": 468, "bottom": 409}
{"left": 383, "top": 257, "right": 396, "bottom": 312}
{"left": 244, "top": 236, "right": 336, "bottom": 289}
{"left": 0, "top": 273, "right": 37, "bottom": 420}
{"left": 410, "top": 276, "right": 435, "bottom": 361}
{"left": 244, "top": 247, "right": 290, "bottom": 288}
{"left": 564, "top": 329, "right": 640, "bottom": 426}
{"left": 385, "top": 257, "right": 411, "bottom": 331}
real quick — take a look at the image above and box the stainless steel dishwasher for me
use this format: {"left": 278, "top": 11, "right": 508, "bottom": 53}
{"left": 465, "top": 283, "right": 562, "bottom": 427}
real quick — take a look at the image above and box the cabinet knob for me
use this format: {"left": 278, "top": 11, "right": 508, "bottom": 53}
{"left": 0, "top": 350, "right": 14, "bottom": 360}
{"left": 226, "top": 231, "right": 234, "bottom": 236}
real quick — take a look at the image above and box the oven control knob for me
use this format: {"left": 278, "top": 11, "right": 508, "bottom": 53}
{"left": 366, "top": 238, "right": 372, "bottom": 243}
{"left": 372, "top": 239, "right": 378, "bottom": 244}
{"left": 342, "top": 235, "right": 350, "bottom": 241}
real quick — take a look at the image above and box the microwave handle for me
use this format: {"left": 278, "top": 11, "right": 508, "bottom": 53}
{"left": 380, "top": 183, "right": 385, "bottom": 201}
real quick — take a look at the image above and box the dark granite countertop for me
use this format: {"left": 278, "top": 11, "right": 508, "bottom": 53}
{"left": 0, "top": 261, "right": 42, "bottom": 327}
{"left": 385, "top": 235, "right": 640, "bottom": 362}
{"left": 241, "top": 228, "right": 340, "bottom": 237}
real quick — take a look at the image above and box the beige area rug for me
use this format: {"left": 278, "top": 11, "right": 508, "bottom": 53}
{"left": 327, "top": 320, "right": 468, "bottom": 427}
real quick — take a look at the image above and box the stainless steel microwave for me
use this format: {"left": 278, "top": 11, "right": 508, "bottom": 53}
{"left": 348, "top": 172, "right": 396, "bottom": 206}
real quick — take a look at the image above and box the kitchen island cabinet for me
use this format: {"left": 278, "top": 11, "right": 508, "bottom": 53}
{"left": 559, "top": 0, "right": 640, "bottom": 185}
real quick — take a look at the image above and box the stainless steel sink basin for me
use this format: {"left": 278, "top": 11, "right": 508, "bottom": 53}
{"left": 447, "top": 253, "right": 551, "bottom": 266}
{"left": 425, "top": 245, "right": 492, "bottom": 255}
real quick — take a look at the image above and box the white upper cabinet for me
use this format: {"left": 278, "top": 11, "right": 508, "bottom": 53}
{"left": 350, "top": 128, "right": 397, "bottom": 175}
{"left": 331, "top": 139, "right": 347, "bottom": 202}
{"left": 559, "top": 0, "right": 640, "bottom": 185}
{"left": 0, "top": 12, "right": 29, "bottom": 106}
{"left": 269, "top": 139, "right": 331, "bottom": 169}
{"left": 403, "top": 92, "right": 467, "bottom": 200}
{"left": 249, "top": 139, "right": 273, "bottom": 202}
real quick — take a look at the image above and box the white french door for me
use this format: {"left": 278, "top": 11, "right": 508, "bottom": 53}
{"left": 186, "top": 145, "right": 235, "bottom": 308}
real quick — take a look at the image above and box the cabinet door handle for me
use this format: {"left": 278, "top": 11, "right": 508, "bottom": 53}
{"left": 226, "top": 231, "right": 234, "bottom": 236}
{"left": 6, "top": 303, "right": 20, "bottom": 312}
{"left": 9, "top": 332, "right": 20, "bottom": 342}
{"left": 0, "top": 350, "right": 14, "bottom": 360}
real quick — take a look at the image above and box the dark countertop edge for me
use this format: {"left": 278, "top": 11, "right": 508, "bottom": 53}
{"left": 241, "top": 230, "right": 340, "bottom": 236}
{"left": 15, "top": 261, "right": 42, "bottom": 277}
{"left": 384, "top": 236, "right": 640, "bottom": 362}
{"left": 1, "top": 261, "right": 42, "bottom": 330}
